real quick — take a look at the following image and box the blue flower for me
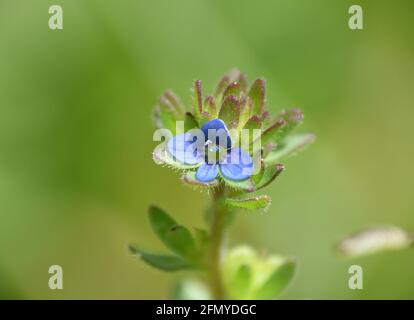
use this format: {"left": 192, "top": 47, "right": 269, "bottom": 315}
{"left": 167, "top": 119, "right": 254, "bottom": 183}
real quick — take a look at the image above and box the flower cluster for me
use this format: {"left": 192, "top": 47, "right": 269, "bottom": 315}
{"left": 167, "top": 118, "right": 255, "bottom": 183}
{"left": 153, "top": 69, "right": 314, "bottom": 192}
{"left": 130, "top": 70, "right": 316, "bottom": 300}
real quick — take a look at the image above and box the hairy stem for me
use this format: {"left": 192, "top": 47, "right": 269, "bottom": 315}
{"left": 209, "top": 185, "right": 227, "bottom": 299}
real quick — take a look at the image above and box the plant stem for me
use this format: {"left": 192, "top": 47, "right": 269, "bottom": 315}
{"left": 209, "top": 185, "right": 226, "bottom": 299}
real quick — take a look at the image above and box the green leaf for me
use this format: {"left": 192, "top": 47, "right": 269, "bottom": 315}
{"left": 214, "top": 69, "right": 240, "bottom": 100}
{"left": 265, "top": 133, "right": 315, "bottom": 165}
{"left": 204, "top": 96, "right": 217, "bottom": 118}
{"left": 258, "top": 109, "right": 304, "bottom": 146}
{"left": 215, "top": 75, "right": 230, "bottom": 97}
{"left": 337, "top": 226, "right": 414, "bottom": 258}
{"left": 223, "top": 81, "right": 241, "bottom": 99}
{"left": 153, "top": 104, "right": 179, "bottom": 134}
{"left": 223, "top": 246, "right": 256, "bottom": 299}
{"left": 273, "top": 109, "right": 304, "bottom": 141}
{"left": 243, "top": 114, "right": 264, "bottom": 131}
{"left": 149, "top": 206, "right": 176, "bottom": 237}
{"left": 148, "top": 206, "right": 197, "bottom": 259}
{"left": 258, "top": 118, "right": 286, "bottom": 146}
{"left": 226, "top": 195, "right": 271, "bottom": 210}
{"left": 237, "top": 73, "right": 249, "bottom": 92}
{"left": 248, "top": 78, "right": 266, "bottom": 115}
{"left": 229, "top": 264, "right": 252, "bottom": 298}
{"left": 255, "top": 163, "right": 285, "bottom": 190}
{"left": 218, "top": 95, "right": 240, "bottom": 128}
{"left": 129, "top": 246, "right": 193, "bottom": 272}
{"left": 251, "top": 159, "right": 265, "bottom": 185}
{"left": 163, "top": 90, "right": 185, "bottom": 115}
{"left": 184, "top": 112, "right": 199, "bottom": 131}
{"left": 194, "top": 228, "right": 209, "bottom": 251}
{"left": 237, "top": 96, "right": 253, "bottom": 129}
{"left": 253, "top": 259, "right": 296, "bottom": 299}
{"left": 165, "top": 225, "right": 198, "bottom": 259}
{"left": 224, "top": 246, "right": 296, "bottom": 299}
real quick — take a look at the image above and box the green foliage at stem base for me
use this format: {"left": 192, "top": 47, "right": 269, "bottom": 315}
{"left": 223, "top": 245, "right": 296, "bottom": 299}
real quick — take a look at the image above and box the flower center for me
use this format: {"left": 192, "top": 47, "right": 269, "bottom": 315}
{"left": 204, "top": 140, "right": 227, "bottom": 164}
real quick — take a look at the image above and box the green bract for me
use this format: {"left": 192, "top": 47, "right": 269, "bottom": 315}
{"left": 130, "top": 206, "right": 207, "bottom": 272}
{"left": 223, "top": 246, "right": 296, "bottom": 299}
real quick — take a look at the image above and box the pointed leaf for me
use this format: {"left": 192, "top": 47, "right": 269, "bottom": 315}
{"left": 194, "top": 228, "right": 209, "bottom": 251}
{"left": 229, "top": 265, "right": 252, "bottom": 298}
{"left": 184, "top": 112, "right": 199, "bottom": 131}
{"left": 149, "top": 206, "right": 176, "bottom": 237}
{"left": 258, "top": 118, "right": 286, "bottom": 146}
{"left": 218, "top": 95, "right": 240, "bottom": 128}
{"left": 223, "top": 246, "right": 256, "bottom": 299}
{"left": 148, "top": 206, "right": 197, "bottom": 259}
{"left": 204, "top": 96, "right": 217, "bottom": 117}
{"left": 153, "top": 105, "right": 178, "bottom": 134}
{"left": 129, "top": 246, "right": 194, "bottom": 272}
{"left": 257, "top": 109, "right": 303, "bottom": 146}
{"left": 194, "top": 228, "right": 210, "bottom": 265}
{"left": 261, "top": 141, "right": 277, "bottom": 159}
{"left": 249, "top": 79, "right": 266, "bottom": 115}
{"left": 253, "top": 259, "right": 296, "bottom": 299}
{"left": 273, "top": 108, "right": 304, "bottom": 141}
{"left": 224, "top": 245, "right": 295, "bottom": 299}
{"left": 237, "top": 96, "right": 253, "bottom": 129}
{"left": 226, "top": 195, "right": 271, "bottom": 210}
{"left": 243, "top": 110, "right": 269, "bottom": 131}
{"left": 215, "top": 69, "right": 241, "bottom": 100}
{"left": 251, "top": 159, "right": 265, "bottom": 185}
{"left": 223, "top": 82, "right": 241, "bottom": 99}
{"left": 215, "top": 75, "right": 231, "bottom": 100}
{"left": 165, "top": 225, "right": 198, "bottom": 259}
{"left": 256, "top": 163, "right": 285, "bottom": 190}
{"left": 243, "top": 115, "right": 262, "bottom": 130}
{"left": 163, "top": 90, "right": 185, "bottom": 115}
{"left": 237, "top": 73, "right": 249, "bottom": 92}
{"left": 265, "top": 133, "right": 315, "bottom": 165}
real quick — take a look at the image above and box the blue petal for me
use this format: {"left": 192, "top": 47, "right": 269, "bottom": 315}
{"left": 195, "top": 163, "right": 219, "bottom": 183}
{"left": 219, "top": 148, "right": 254, "bottom": 181}
{"left": 167, "top": 132, "right": 204, "bottom": 165}
{"left": 201, "top": 118, "right": 232, "bottom": 150}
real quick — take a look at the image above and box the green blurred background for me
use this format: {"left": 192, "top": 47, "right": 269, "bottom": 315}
{"left": 1, "top": 0, "right": 413, "bottom": 299}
